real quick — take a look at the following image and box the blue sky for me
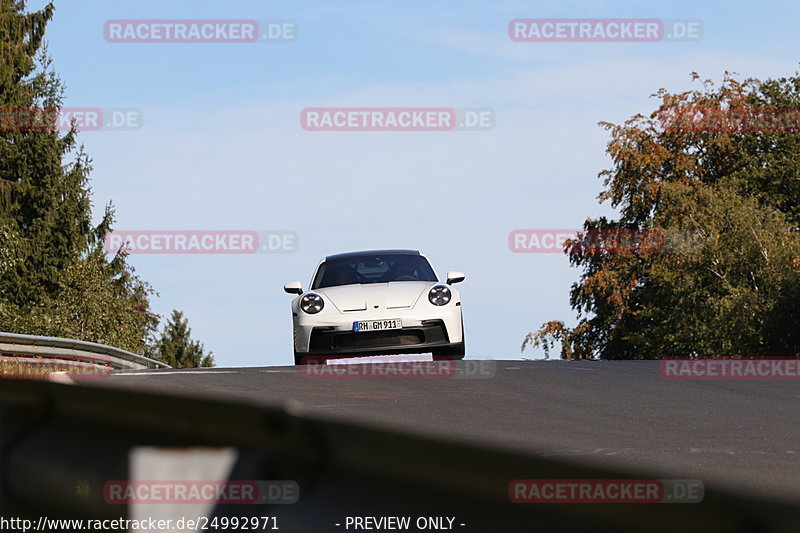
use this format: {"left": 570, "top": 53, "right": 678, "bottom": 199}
{"left": 29, "top": 0, "right": 800, "bottom": 366}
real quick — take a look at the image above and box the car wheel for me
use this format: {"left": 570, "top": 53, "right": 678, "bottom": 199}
{"left": 432, "top": 320, "right": 465, "bottom": 360}
{"left": 294, "top": 351, "right": 308, "bottom": 365}
{"left": 431, "top": 343, "right": 465, "bottom": 360}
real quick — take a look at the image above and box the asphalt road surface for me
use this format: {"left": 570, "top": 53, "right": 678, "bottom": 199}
{"left": 92, "top": 359, "right": 800, "bottom": 506}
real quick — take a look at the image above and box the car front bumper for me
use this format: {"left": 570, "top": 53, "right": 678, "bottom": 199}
{"left": 306, "top": 321, "right": 458, "bottom": 356}
{"left": 293, "top": 306, "right": 463, "bottom": 356}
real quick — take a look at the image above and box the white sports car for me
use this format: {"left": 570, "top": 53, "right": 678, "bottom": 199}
{"left": 284, "top": 250, "right": 465, "bottom": 365}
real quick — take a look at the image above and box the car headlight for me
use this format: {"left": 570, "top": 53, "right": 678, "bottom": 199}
{"left": 428, "top": 285, "right": 451, "bottom": 306}
{"left": 300, "top": 293, "right": 324, "bottom": 314}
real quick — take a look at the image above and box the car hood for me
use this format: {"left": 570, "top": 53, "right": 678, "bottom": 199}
{"left": 316, "top": 282, "right": 434, "bottom": 312}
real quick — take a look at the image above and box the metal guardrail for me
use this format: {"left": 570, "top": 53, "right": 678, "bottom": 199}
{"left": 0, "top": 331, "right": 170, "bottom": 370}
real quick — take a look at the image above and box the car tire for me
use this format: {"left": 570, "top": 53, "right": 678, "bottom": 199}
{"left": 432, "top": 322, "right": 465, "bottom": 360}
{"left": 431, "top": 318, "right": 467, "bottom": 361}
{"left": 431, "top": 343, "right": 465, "bottom": 360}
{"left": 294, "top": 351, "right": 308, "bottom": 365}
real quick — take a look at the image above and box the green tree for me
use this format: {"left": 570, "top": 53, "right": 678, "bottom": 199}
{"left": 0, "top": 1, "right": 159, "bottom": 353}
{"left": 525, "top": 72, "right": 800, "bottom": 359}
{"left": 149, "top": 310, "right": 214, "bottom": 368}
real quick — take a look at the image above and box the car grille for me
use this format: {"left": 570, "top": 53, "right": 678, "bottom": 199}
{"left": 307, "top": 321, "right": 449, "bottom": 353}
{"left": 332, "top": 330, "right": 425, "bottom": 350}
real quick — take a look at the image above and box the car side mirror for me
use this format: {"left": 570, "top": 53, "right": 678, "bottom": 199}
{"left": 446, "top": 271, "right": 465, "bottom": 285}
{"left": 284, "top": 281, "right": 303, "bottom": 295}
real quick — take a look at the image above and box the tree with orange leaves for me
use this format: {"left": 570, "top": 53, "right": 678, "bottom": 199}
{"left": 524, "top": 72, "right": 800, "bottom": 359}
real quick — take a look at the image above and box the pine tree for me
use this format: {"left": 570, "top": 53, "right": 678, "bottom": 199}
{"left": 149, "top": 310, "right": 214, "bottom": 368}
{"left": 0, "top": 1, "right": 82, "bottom": 304}
{"left": 0, "top": 1, "right": 159, "bottom": 353}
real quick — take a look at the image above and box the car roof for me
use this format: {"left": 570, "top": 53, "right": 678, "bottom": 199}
{"left": 324, "top": 249, "right": 421, "bottom": 261}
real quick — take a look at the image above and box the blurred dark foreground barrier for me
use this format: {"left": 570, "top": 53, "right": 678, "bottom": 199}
{"left": 0, "top": 379, "right": 798, "bottom": 532}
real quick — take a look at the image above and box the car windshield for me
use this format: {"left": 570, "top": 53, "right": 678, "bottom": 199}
{"left": 312, "top": 254, "right": 438, "bottom": 289}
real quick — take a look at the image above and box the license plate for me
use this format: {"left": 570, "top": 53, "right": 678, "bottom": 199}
{"left": 353, "top": 319, "right": 402, "bottom": 332}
